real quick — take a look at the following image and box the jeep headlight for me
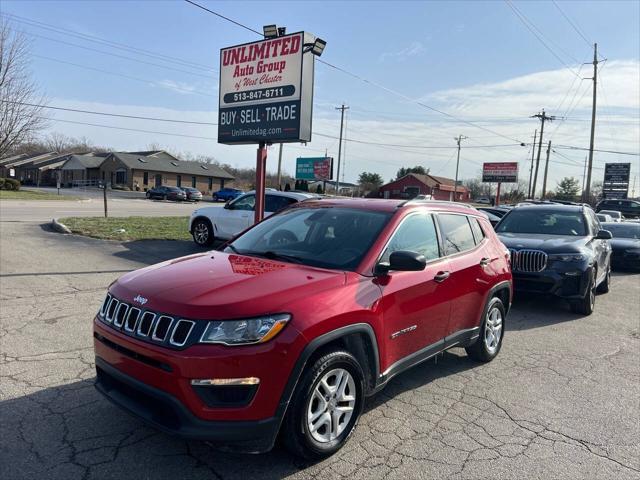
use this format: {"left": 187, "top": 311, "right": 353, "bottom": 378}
{"left": 200, "top": 314, "right": 290, "bottom": 346}
{"left": 548, "top": 253, "right": 586, "bottom": 262}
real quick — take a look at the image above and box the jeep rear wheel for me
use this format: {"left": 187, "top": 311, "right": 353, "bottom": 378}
{"left": 192, "top": 219, "right": 214, "bottom": 247}
{"left": 282, "top": 350, "right": 364, "bottom": 459}
{"left": 465, "top": 296, "right": 505, "bottom": 362}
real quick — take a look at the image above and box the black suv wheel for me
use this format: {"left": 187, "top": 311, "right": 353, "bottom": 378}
{"left": 282, "top": 350, "right": 364, "bottom": 459}
{"left": 571, "top": 268, "right": 596, "bottom": 315}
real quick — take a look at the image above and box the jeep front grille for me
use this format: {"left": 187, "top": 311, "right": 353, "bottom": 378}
{"left": 510, "top": 249, "right": 547, "bottom": 273}
{"left": 97, "top": 295, "right": 196, "bottom": 349}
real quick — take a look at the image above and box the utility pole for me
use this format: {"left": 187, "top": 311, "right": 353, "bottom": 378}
{"left": 276, "top": 143, "right": 283, "bottom": 190}
{"left": 527, "top": 130, "right": 537, "bottom": 198}
{"left": 453, "top": 135, "right": 467, "bottom": 201}
{"left": 530, "top": 109, "right": 555, "bottom": 198}
{"left": 541, "top": 140, "right": 551, "bottom": 199}
{"left": 335, "top": 104, "right": 349, "bottom": 196}
{"left": 585, "top": 43, "right": 599, "bottom": 202}
{"left": 581, "top": 155, "right": 588, "bottom": 201}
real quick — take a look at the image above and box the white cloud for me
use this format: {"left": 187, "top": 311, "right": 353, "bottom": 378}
{"left": 42, "top": 60, "right": 639, "bottom": 192}
{"left": 379, "top": 41, "right": 426, "bottom": 62}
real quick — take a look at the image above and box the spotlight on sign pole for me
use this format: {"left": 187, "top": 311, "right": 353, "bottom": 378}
{"left": 263, "top": 24, "right": 278, "bottom": 39}
{"left": 303, "top": 38, "right": 327, "bottom": 56}
{"left": 277, "top": 27, "right": 287, "bottom": 37}
{"left": 311, "top": 38, "right": 326, "bottom": 56}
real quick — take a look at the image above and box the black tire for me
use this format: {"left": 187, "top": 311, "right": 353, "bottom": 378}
{"left": 571, "top": 268, "right": 596, "bottom": 315}
{"left": 212, "top": 195, "right": 219, "bottom": 202}
{"left": 145, "top": 192, "right": 151, "bottom": 199}
{"left": 191, "top": 219, "right": 214, "bottom": 247}
{"left": 282, "top": 350, "right": 365, "bottom": 460}
{"left": 596, "top": 264, "right": 610, "bottom": 294}
{"left": 465, "top": 296, "right": 505, "bottom": 362}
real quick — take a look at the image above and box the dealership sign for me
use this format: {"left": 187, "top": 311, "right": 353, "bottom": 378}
{"left": 602, "top": 163, "right": 631, "bottom": 199}
{"left": 218, "top": 32, "right": 315, "bottom": 145}
{"left": 296, "top": 157, "right": 333, "bottom": 180}
{"left": 482, "top": 162, "right": 519, "bottom": 183}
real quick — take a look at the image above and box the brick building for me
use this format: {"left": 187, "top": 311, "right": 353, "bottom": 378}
{"left": 100, "top": 151, "right": 234, "bottom": 193}
{"left": 378, "top": 173, "right": 470, "bottom": 201}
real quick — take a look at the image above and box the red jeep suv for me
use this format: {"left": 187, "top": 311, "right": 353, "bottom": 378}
{"left": 94, "top": 199, "right": 512, "bottom": 458}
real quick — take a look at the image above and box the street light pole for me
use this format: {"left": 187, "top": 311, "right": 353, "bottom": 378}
{"left": 335, "top": 104, "right": 348, "bottom": 196}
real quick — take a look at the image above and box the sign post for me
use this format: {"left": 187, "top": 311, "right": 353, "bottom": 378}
{"left": 482, "top": 162, "right": 518, "bottom": 206}
{"left": 218, "top": 30, "right": 322, "bottom": 221}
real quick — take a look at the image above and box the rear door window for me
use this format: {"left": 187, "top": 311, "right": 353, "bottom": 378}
{"left": 437, "top": 214, "right": 477, "bottom": 255}
{"left": 469, "top": 217, "right": 485, "bottom": 245}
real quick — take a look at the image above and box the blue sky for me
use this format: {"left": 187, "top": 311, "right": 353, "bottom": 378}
{"left": 1, "top": 0, "right": 639, "bottom": 191}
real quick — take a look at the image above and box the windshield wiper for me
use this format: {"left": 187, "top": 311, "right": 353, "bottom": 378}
{"left": 248, "top": 250, "right": 305, "bottom": 264}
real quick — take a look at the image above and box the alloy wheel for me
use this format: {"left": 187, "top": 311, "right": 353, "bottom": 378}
{"left": 484, "top": 306, "right": 503, "bottom": 354}
{"left": 193, "top": 223, "right": 209, "bottom": 244}
{"left": 307, "top": 368, "right": 356, "bottom": 443}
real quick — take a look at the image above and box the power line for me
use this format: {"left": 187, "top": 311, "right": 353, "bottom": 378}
{"left": 1, "top": 100, "right": 219, "bottom": 125}
{"left": 21, "top": 29, "right": 216, "bottom": 79}
{"left": 183, "top": 0, "right": 527, "bottom": 145}
{"left": 505, "top": 0, "right": 582, "bottom": 78}
{"left": 32, "top": 54, "right": 215, "bottom": 97}
{"left": 555, "top": 145, "right": 639, "bottom": 156}
{"left": 551, "top": 0, "right": 592, "bottom": 49}
{"left": 183, "top": 0, "right": 262, "bottom": 36}
{"left": 1, "top": 12, "right": 217, "bottom": 73}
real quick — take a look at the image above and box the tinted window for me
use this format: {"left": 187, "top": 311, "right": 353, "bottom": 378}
{"left": 227, "top": 207, "right": 391, "bottom": 270}
{"left": 470, "top": 217, "right": 485, "bottom": 244}
{"left": 586, "top": 210, "right": 600, "bottom": 235}
{"left": 380, "top": 214, "right": 440, "bottom": 263}
{"left": 602, "top": 223, "right": 640, "bottom": 239}
{"left": 496, "top": 209, "right": 587, "bottom": 236}
{"left": 438, "top": 214, "right": 477, "bottom": 255}
{"left": 231, "top": 194, "right": 255, "bottom": 211}
{"left": 265, "top": 195, "right": 296, "bottom": 213}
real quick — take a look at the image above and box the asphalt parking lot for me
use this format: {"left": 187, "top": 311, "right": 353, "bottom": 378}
{"left": 1, "top": 220, "right": 639, "bottom": 480}
{"left": 0, "top": 193, "right": 220, "bottom": 222}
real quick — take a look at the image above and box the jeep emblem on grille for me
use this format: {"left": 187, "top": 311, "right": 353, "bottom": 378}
{"left": 133, "top": 295, "right": 148, "bottom": 306}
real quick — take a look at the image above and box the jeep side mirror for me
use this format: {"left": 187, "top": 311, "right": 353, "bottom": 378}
{"left": 375, "top": 250, "right": 427, "bottom": 275}
{"left": 596, "top": 229, "right": 612, "bottom": 240}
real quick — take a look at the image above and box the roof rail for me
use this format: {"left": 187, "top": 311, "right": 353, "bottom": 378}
{"left": 398, "top": 199, "right": 476, "bottom": 210}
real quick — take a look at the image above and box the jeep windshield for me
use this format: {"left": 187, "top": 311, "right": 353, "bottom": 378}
{"left": 225, "top": 207, "right": 391, "bottom": 270}
{"left": 496, "top": 209, "right": 587, "bottom": 236}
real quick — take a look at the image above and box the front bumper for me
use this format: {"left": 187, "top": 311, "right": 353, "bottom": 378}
{"left": 95, "top": 357, "right": 279, "bottom": 452}
{"left": 93, "top": 318, "right": 305, "bottom": 452}
{"left": 512, "top": 266, "right": 591, "bottom": 299}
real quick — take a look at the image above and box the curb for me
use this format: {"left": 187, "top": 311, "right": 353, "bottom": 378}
{"left": 51, "top": 218, "right": 72, "bottom": 234}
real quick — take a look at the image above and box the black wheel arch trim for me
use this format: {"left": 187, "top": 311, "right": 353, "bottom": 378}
{"left": 275, "top": 323, "right": 380, "bottom": 425}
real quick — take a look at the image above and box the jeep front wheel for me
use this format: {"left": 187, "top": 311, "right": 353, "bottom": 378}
{"left": 283, "top": 350, "right": 364, "bottom": 459}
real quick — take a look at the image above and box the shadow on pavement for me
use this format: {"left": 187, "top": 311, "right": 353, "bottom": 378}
{"left": 0, "top": 351, "right": 479, "bottom": 479}
{"left": 112, "top": 239, "right": 226, "bottom": 265}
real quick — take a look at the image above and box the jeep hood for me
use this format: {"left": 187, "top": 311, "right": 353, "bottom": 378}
{"left": 109, "top": 252, "right": 346, "bottom": 319}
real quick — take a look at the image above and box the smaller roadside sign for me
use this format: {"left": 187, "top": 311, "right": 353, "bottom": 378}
{"left": 603, "top": 163, "right": 631, "bottom": 199}
{"left": 482, "top": 162, "right": 518, "bottom": 183}
{"left": 296, "top": 157, "right": 333, "bottom": 180}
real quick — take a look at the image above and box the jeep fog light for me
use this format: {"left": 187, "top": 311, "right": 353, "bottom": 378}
{"left": 191, "top": 377, "right": 260, "bottom": 386}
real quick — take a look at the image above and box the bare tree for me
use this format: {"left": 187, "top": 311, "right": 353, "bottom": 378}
{"left": 0, "top": 20, "right": 47, "bottom": 158}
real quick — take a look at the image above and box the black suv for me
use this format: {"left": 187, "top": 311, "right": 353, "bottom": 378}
{"left": 596, "top": 199, "right": 640, "bottom": 219}
{"left": 495, "top": 204, "right": 612, "bottom": 315}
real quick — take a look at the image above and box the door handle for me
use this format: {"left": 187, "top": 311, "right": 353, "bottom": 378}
{"left": 480, "top": 257, "right": 491, "bottom": 266}
{"left": 241, "top": 214, "right": 249, "bottom": 218}
{"left": 434, "top": 271, "right": 450, "bottom": 283}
